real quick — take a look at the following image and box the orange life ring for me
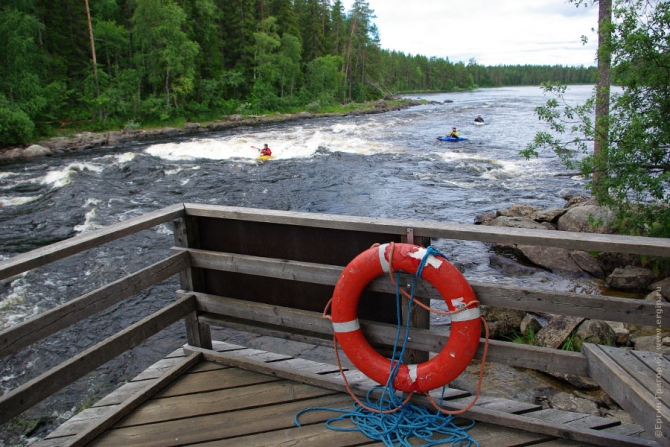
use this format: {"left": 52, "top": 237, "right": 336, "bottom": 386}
{"left": 331, "top": 243, "right": 481, "bottom": 394}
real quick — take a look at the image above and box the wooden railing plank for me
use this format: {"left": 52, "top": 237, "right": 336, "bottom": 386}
{"left": 183, "top": 204, "right": 670, "bottom": 257}
{"left": 178, "top": 291, "right": 589, "bottom": 377}
{"left": 0, "top": 295, "right": 196, "bottom": 426}
{"left": 0, "top": 203, "right": 185, "bottom": 281}
{"left": 0, "top": 252, "right": 190, "bottom": 359}
{"left": 61, "top": 352, "right": 202, "bottom": 447}
{"left": 174, "top": 248, "right": 669, "bottom": 327}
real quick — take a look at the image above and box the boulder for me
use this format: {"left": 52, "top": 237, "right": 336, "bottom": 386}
{"left": 606, "top": 265, "right": 656, "bottom": 292}
{"left": 297, "top": 111, "right": 313, "bottom": 118}
{"left": 517, "top": 245, "right": 583, "bottom": 274}
{"left": 479, "top": 306, "right": 526, "bottom": 339}
{"left": 645, "top": 289, "right": 665, "bottom": 303}
{"left": 532, "top": 208, "right": 567, "bottom": 223}
{"left": 22, "top": 144, "right": 52, "bottom": 158}
{"left": 605, "top": 321, "right": 630, "bottom": 345}
{"left": 184, "top": 122, "right": 200, "bottom": 130}
{"left": 489, "top": 254, "right": 540, "bottom": 277}
{"left": 520, "top": 314, "right": 542, "bottom": 335}
{"left": 564, "top": 194, "right": 590, "bottom": 207}
{"left": 632, "top": 335, "right": 670, "bottom": 354}
{"left": 569, "top": 251, "right": 604, "bottom": 278}
{"left": 650, "top": 277, "right": 670, "bottom": 301}
{"left": 228, "top": 114, "right": 244, "bottom": 121}
{"left": 573, "top": 320, "right": 616, "bottom": 351}
{"left": 2, "top": 148, "right": 23, "bottom": 159}
{"left": 473, "top": 211, "right": 496, "bottom": 225}
{"left": 535, "top": 315, "right": 585, "bottom": 349}
{"left": 545, "top": 391, "right": 600, "bottom": 414}
{"left": 497, "top": 204, "right": 540, "bottom": 218}
{"left": 488, "top": 216, "right": 547, "bottom": 230}
{"left": 556, "top": 205, "right": 615, "bottom": 233}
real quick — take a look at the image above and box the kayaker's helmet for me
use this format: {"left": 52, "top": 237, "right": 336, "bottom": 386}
{"left": 264, "top": 143, "right": 269, "bottom": 147}
{"left": 452, "top": 127, "right": 457, "bottom": 130}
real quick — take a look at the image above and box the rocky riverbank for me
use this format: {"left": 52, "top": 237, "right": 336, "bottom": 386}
{"left": 475, "top": 194, "right": 670, "bottom": 354}
{"left": 0, "top": 99, "right": 424, "bottom": 162}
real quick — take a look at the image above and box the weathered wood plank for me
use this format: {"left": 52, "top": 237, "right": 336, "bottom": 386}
{"left": 0, "top": 295, "right": 196, "bottom": 426}
{"left": 176, "top": 248, "right": 669, "bottom": 327}
{"left": 631, "top": 350, "right": 670, "bottom": 387}
{"left": 189, "top": 422, "right": 377, "bottom": 447}
{"left": 584, "top": 343, "right": 669, "bottom": 447}
{"left": 89, "top": 394, "right": 355, "bottom": 447}
{"left": 185, "top": 346, "right": 658, "bottom": 447}
{"left": 173, "top": 217, "right": 212, "bottom": 349}
{"left": 60, "top": 352, "right": 201, "bottom": 447}
{"left": 154, "top": 366, "right": 281, "bottom": 398}
{"left": 605, "top": 347, "right": 670, "bottom": 408}
{"left": 184, "top": 291, "right": 590, "bottom": 376}
{"left": 0, "top": 252, "right": 190, "bottom": 360}
{"left": 0, "top": 204, "right": 184, "bottom": 281}
{"left": 183, "top": 204, "right": 670, "bottom": 257}
{"left": 117, "top": 380, "right": 336, "bottom": 428}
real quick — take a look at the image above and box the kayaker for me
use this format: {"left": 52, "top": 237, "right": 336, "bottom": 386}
{"left": 474, "top": 115, "right": 484, "bottom": 123}
{"left": 448, "top": 127, "right": 460, "bottom": 138}
{"left": 259, "top": 144, "right": 272, "bottom": 156}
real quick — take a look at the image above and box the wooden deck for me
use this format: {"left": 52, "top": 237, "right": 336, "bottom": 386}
{"left": 584, "top": 343, "right": 670, "bottom": 446}
{"left": 33, "top": 341, "right": 654, "bottom": 447}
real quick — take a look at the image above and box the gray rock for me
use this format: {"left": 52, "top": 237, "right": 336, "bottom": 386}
{"left": 532, "top": 208, "right": 567, "bottom": 223}
{"left": 570, "top": 250, "right": 604, "bottom": 278}
{"left": 161, "top": 127, "right": 182, "bottom": 136}
{"left": 606, "top": 265, "right": 656, "bottom": 292}
{"left": 632, "top": 335, "right": 670, "bottom": 354}
{"left": 650, "top": 277, "right": 670, "bottom": 301}
{"left": 228, "top": 114, "right": 244, "bottom": 121}
{"left": 474, "top": 211, "right": 496, "bottom": 225}
{"left": 517, "top": 245, "right": 583, "bottom": 274}
{"left": 573, "top": 320, "right": 616, "bottom": 350}
{"left": 520, "top": 314, "right": 542, "bottom": 335}
{"left": 565, "top": 194, "right": 590, "bottom": 207}
{"left": 184, "top": 122, "right": 200, "bottom": 130}
{"left": 2, "top": 148, "right": 23, "bottom": 158}
{"left": 557, "top": 205, "right": 615, "bottom": 233}
{"left": 545, "top": 391, "right": 600, "bottom": 414}
{"left": 489, "top": 254, "right": 540, "bottom": 277}
{"left": 22, "top": 144, "right": 52, "bottom": 157}
{"left": 535, "top": 315, "right": 585, "bottom": 349}
{"left": 297, "top": 111, "right": 313, "bottom": 118}
{"left": 479, "top": 306, "right": 526, "bottom": 338}
{"left": 496, "top": 204, "right": 540, "bottom": 218}
{"left": 605, "top": 321, "right": 630, "bottom": 345}
{"left": 539, "top": 222, "right": 557, "bottom": 230}
{"left": 645, "top": 289, "right": 666, "bottom": 303}
{"left": 489, "top": 216, "right": 547, "bottom": 230}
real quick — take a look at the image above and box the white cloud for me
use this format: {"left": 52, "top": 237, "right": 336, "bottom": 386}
{"left": 339, "top": 0, "right": 599, "bottom": 66}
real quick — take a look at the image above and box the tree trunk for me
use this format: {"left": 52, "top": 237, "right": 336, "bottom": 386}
{"left": 593, "top": 0, "right": 612, "bottom": 198}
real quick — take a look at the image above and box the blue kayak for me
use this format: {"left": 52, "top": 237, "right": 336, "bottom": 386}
{"left": 437, "top": 136, "right": 468, "bottom": 142}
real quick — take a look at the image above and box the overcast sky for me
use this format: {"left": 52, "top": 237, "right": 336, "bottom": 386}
{"left": 339, "top": 0, "right": 599, "bottom": 67}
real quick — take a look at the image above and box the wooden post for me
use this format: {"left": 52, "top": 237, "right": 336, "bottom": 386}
{"left": 400, "top": 235, "right": 431, "bottom": 364}
{"left": 173, "top": 217, "right": 212, "bottom": 349}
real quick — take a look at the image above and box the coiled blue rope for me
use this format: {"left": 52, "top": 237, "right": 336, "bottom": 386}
{"left": 296, "top": 251, "right": 478, "bottom": 447}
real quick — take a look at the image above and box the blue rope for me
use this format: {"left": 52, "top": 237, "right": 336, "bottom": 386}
{"left": 416, "top": 246, "right": 449, "bottom": 279}
{"left": 295, "top": 265, "right": 478, "bottom": 447}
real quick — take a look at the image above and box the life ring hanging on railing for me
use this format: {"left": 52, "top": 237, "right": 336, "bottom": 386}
{"left": 331, "top": 243, "right": 481, "bottom": 394}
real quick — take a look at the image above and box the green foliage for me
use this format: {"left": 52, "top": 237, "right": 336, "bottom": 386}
{"left": 0, "top": 101, "right": 35, "bottom": 145}
{"left": 523, "top": 0, "right": 670, "bottom": 237}
{"left": 0, "top": 0, "right": 605, "bottom": 147}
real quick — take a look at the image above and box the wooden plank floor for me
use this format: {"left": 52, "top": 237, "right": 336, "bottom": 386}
{"left": 583, "top": 343, "right": 670, "bottom": 447}
{"left": 33, "top": 341, "right": 657, "bottom": 447}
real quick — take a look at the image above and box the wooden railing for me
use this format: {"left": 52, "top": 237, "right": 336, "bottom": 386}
{"left": 0, "top": 202, "right": 669, "bottom": 434}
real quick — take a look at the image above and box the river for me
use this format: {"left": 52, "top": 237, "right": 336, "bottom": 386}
{"left": 0, "top": 85, "right": 596, "bottom": 441}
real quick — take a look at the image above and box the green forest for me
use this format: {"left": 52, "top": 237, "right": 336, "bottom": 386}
{"left": 0, "top": 0, "right": 597, "bottom": 147}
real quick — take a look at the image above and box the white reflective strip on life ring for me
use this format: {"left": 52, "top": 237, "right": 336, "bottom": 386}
{"left": 407, "top": 364, "right": 419, "bottom": 384}
{"left": 332, "top": 319, "right": 360, "bottom": 333}
{"left": 408, "top": 247, "right": 443, "bottom": 270}
{"left": 450, "top": 306, "right": 481, "bottom": 322}
{"left": 378, "top": 243, "right": 390, "bottom": 272}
